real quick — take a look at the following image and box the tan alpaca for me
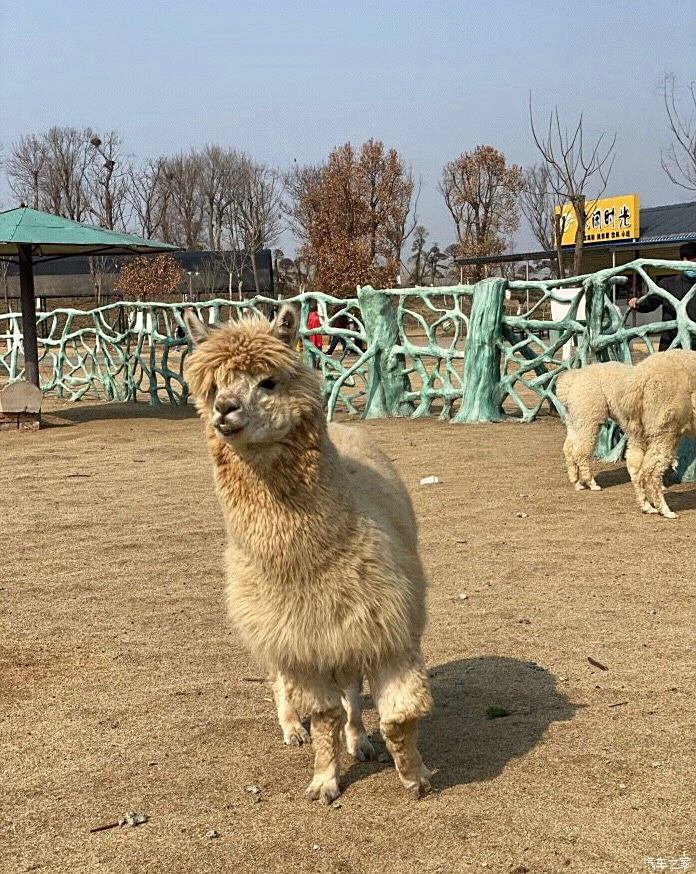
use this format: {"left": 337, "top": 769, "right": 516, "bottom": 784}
{"left": 557, "top": 351, "right": 696, "bottom": 518}
{"left": 184, "top": 306, "right": 432, "bottom": 802}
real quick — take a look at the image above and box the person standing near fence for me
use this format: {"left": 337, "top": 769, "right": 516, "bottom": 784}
{"left": 307, "top": 301, "right": 323, "bottom": 368}
{"left": 627, "top": 242, "right": 696, "bottom": 351}
{"left": 327, "top": 312, "right": 349, "bottom": 356}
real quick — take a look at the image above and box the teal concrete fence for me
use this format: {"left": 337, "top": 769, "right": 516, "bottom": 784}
{"left": 1, "top": 258, "right": 694, "bottom": 474}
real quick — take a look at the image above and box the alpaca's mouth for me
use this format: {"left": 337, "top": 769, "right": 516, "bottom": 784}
{"left": 212, "top": 411, "right": 248, "bottom": 436}
{"left": 216, "top": 421, "right": 246, "bottom": 436}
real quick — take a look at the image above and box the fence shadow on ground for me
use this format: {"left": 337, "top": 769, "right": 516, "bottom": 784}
{"left": 420, "top": 656, "right": 578, "bottom": 791}
{"left": 41, "top": 402, "right": 198, "bottom": 428}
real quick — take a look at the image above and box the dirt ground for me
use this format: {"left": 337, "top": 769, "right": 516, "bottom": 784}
{"left": 1, "top": 402, "right": 694, "bottom": 874}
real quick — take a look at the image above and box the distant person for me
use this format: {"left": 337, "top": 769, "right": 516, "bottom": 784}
{"left": 307, "top": 302, "right": 322, "bottom": 368}
{"left": 628, "top": 242, "right": 696, "bottom": 351}
{"left": 327, "top": 312, "right": 349, "bottom": 356}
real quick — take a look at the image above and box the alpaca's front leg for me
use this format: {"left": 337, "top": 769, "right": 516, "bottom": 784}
{"left": 342, "top": 681, "right": 375, "bottom": 762}
{"left": 272, "top": 674, "right": 310, "bottom": 746}
{"left": 371, "top": 658, "right": 433, "bottom": 797}
{"left": 381, "top": 718, "right": 432, "bottom": 798}
{"left": 305, "top": 707, "right": 342, "bottom": 804}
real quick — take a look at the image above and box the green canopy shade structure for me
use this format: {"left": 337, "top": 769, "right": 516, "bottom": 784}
{"left": 0, "top": 207, "right": 179, "bottom": 387}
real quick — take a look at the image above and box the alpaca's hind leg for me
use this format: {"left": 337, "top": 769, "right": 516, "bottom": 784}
{"left": 371, "top": 659, "right": 433, "bottom": 797}
{"left": 272, "top": 673, "right": 310, "bottom": 746}
{"left": 341, "top": 681, "right": 375, "bottom": 762}
{"left": 305, "top": 707, "right": 342, "bottom": 804}
{"left": 565, "top": 425, "right": 601, "bottom": 490}
{"left": 626, "top": 440, "right": 655, "bottom": 513}
{"left": 639, "top": 439, "right": 679, "bottom": 519}
{"left": 563, "top": 433, "right": 581, "bottom": 488}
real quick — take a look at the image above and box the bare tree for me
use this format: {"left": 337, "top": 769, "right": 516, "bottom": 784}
{"left": 284, "top": 161, "right": 323, "bottom": 243}
{"left": 7, "top": 134, "right": 47, "bottom": 208}
{"left": 42, "top": 126, "right": 95, "bottom": 221}
{"left": 520, "top": 164, "right": 555, "bottom": 251}
{"left": 127, "top": 158, "right": 170, "bottom": 239}
{"left": 231, "top": 162, "right": 283, "bottom": 294}
{"left": 199, "top": 145, "right": 249, "bottom": 250}
{"left": 530, "top": 99, "right": 616, "bottom": 276}
{"left": 660, "top": 74, "right": 696, "bottom": 193}
{"left": 161, "top": 151, "right": 205, "bottom": 248}
{"left": 86, "top": 131, "right": 131, "bottom": 231}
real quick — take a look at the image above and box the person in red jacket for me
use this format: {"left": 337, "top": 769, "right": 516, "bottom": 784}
{"left": 307, "top": 302, "right": 322, "bottom": 368}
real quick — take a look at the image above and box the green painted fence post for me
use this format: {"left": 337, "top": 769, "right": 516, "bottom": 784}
{"left": 587, "top": 277, "right": 629, "bottom": 461}
{"left": 358, "top": 285, "right": 409, "bottom": 419}
{"left": 676, "top": 437, "right": 696, "bottom": 482}
{"left": 453, "top": 277, "right": 506, "bottom": 423}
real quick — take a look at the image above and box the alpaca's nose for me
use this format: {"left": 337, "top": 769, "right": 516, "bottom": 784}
{"left": 214, "top": 395, "right": 241, "bottom": 417}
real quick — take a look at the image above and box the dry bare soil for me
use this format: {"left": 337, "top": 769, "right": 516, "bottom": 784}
{"left": 1, "top": 402, "right": 694, "bottom": 874}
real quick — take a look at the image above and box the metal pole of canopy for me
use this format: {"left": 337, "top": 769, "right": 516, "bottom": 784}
{"left": 18, "top": 244, "right": 40, "bottom": 387}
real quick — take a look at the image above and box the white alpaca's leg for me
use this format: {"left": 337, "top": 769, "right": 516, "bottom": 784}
{"left": 272, "top": 673, "right": 310, "bottom": 746}
{"left": 626, "top": 440, "right": 655, "bottom": 513}
{"left": 371, "top": 658, "right": 433, "bottom": 797}
{"left": 563, "top": 432, "right": 582, "bottom": 488}
{"left": 341, "top": 681, "right": 375, "bottom": 761}
{"left": 566, "top": 423, "right": 601, "bottom": 491}
{"left": 639, "top": 440, "right": 679, "bottom": 519}
{"left": 305, "top": 707, "right": 342, "bottom": 804}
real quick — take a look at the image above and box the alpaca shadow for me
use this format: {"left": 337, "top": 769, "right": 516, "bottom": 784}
{"left": 593, "top": 468, "right": 696, "bottom": 511}
{"left": 661, "top": 485, "right": 696, "bottom": 512}
{"left": 42, "top": 402, "right": 198, "bottom": 428}
{"left": 417, "top": 656, "right": 577, "bottom": 791}
{"left": 594, "top": 467, "right": 631, "bottom": 489}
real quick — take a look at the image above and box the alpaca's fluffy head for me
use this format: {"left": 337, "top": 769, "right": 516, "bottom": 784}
{"left": 184, "top": 305, "right": 322, "bottom": 451}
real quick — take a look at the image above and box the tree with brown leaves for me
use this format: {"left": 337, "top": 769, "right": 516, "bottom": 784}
{"left": 440, "top": 145, "right": 523, "bottom": 280}
{"left": 291, "top": 140, "right": 414, "bottom": 295}
{"left": 116, "top": 253, "right": 183, "bottom": 301}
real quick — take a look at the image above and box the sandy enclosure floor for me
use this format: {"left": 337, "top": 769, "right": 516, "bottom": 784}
{"left": 1, "top": 402, "right": 694, "bottom": 874}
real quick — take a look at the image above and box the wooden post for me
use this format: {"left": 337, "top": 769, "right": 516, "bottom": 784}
{"left": 18, "top": 244, "right": 40, "bottom": 388}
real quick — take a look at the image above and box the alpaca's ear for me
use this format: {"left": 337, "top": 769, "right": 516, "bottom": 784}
{"left": 271, "top": 303, "right": 300, "bottom": 347}
{"left": 184, "top": 309, "right": 209, "bottom": 345}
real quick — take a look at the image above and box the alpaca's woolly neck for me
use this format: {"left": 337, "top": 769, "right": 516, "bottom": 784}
{"left": 208, "top": 416, "right": 355, "bottom": 579}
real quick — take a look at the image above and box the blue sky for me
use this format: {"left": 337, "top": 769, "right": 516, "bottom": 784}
{"left": 1, "top": 0, "right": 695, "bottom": 252}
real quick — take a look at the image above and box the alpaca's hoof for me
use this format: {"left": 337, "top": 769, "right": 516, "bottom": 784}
{"left": 588, "top": 481, "right": 602, "bottom": 491}
{"left": 641, "top": 502, "right": 659, "bottom": 514}
{"left": 283, "top": 723, "right": 311, "bottom": 747}
{"left": 574, "top": 482, "right": 586, "bottom": 491}
{"left": 346, "top": 732, "right": 376, "bottom": 762}
{"left": 398, "top": 765, "right": 432, "bottom": 798}
{"left": 305, "top": 775, "right": 341, "bottom": 805}
{"left": 660, "top": 509, "right": 678, "bottom": 520}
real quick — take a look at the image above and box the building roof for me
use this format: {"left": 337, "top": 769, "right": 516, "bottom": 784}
{"left": 455, "top": 199, "right": 696, "bottom": 265}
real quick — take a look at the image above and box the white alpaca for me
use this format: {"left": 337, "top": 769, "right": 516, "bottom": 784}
{"left": 557, "top": 350, "right": 696, "bottom": 517}
{"left": 184, "top": 305, "right": 433, "bottom": 802}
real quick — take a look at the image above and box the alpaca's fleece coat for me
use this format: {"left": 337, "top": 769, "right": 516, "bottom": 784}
{"left": 184, "top": 313, "right": 432, "bottom": 722}
{"left": 557, "top": 350, "right": 696, "bottom": 516}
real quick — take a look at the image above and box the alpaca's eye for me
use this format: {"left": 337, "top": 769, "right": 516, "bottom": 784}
{"left": 258, "top": 377, "right": 277, "bottom": 391}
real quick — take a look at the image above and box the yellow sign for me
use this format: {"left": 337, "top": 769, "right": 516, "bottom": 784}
{"left": 555, "top": 194, "right": 640, "bottom": 246}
